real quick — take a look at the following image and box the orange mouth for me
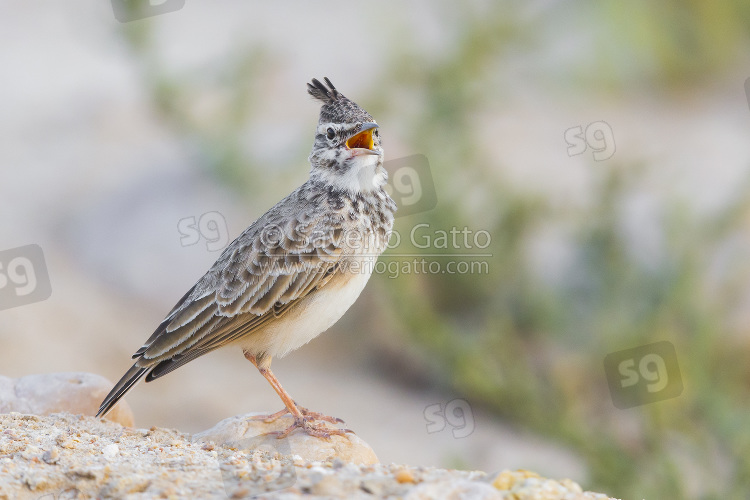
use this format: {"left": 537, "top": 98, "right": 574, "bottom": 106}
{"left": 346, "top": 128, "right": 375, "bottom": 150}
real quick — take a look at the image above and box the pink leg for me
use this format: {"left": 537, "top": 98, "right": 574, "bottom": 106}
{"left": 244, "top": 352, "right": 351, "bottom": 439}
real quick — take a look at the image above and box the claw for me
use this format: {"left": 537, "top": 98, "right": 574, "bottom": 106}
{"left": 251, "top": 404, "right": 345, "bottom": 426}
{"left": 255, "top": 412, "right": 352, "bottom": 440}
{"left": 269, "top": 417, "right": 352, "bottom": 440}
{"left": 301, "top": 409, "right": 345, "bottom": 425}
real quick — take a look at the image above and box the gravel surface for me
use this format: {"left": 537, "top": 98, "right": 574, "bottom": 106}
{"left": 0, "top": 413, "right": 618, "bottom": 499}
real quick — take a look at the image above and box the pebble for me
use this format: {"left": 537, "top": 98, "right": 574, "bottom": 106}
{"left": 395, "top": 469, "right": 416, "bottom": 484}
{"left": 102, "top": 443, "right": 119, "bottom": 459}
{"left": 42, "top": 447, "right": 60, "bottom": 464}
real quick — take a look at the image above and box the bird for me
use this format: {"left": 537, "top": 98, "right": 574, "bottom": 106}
{"left": 96, "top": 77, "right": 396, "bottom": 439}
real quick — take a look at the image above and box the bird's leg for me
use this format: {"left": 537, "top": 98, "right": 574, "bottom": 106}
{"left": 244, "top": 352, "right": 304, "bottom": 421}
{"left": 244, "top": 352, "right": 351, "bottom": 439}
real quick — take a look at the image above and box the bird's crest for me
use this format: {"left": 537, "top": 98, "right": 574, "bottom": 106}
{"left": 307, "top": 77, "right": 342, "bottom": 103}
{"left": 307, "top": 77, "right": 373, "bottom": 124}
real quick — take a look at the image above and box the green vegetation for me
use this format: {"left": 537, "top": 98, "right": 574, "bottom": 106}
{"left": 119, "top": 2, "right": 750, "bottom": 497}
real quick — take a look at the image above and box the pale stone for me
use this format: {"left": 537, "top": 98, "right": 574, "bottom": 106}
{"left": 103, "top": 443, "right": 120, "bottom": 459}
{"left": 192, "top": 412, "right": 379, "bottom": 464}
{"left": 0, "top": 372, "right": 134, "bottom": 427}
{"left": 405, "top": 479, "right": 503, "bottom": 500}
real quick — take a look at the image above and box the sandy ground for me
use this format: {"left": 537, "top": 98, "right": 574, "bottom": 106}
{"left": 0, "top": 413, "right": 618, "bottom": 500}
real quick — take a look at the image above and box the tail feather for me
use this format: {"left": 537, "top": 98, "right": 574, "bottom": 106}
{"left": 145, "top": 353, "right": 199, "bottom": 382}
{"left": 96, "top": 364, "right": 149, "bottom": 418}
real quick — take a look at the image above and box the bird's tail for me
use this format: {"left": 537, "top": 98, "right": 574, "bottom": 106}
{"left": 96, "top": 363, "right": 149, "bottom": 418}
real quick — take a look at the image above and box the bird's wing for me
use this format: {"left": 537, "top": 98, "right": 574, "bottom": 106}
{"left": 137, "top": 201, "right": 346, "bottom": 367}
{"left": 96, "top": 189, "right": 349, "bottom": 419}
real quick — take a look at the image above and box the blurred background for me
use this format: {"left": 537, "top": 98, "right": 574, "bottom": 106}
{"left": 2, "top": 1, "right": 750, "bottom": 498}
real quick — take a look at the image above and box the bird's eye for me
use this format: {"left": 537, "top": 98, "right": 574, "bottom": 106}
{"left": 326, "top": 127, "right": 335, "bottom": 140}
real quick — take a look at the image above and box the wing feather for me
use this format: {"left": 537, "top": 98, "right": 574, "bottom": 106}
{"left": 167, "top": 292, "right": 217, "bottom": 330}
{"left": 133, "top": 193, "right": 346, "bottom": 366}
{"left": 244, "top": 273, "right": 296, "bottom": 315}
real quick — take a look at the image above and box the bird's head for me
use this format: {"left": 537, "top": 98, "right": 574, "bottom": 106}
{"left": 307, "top": 77, "right": 386, "bottom": 193}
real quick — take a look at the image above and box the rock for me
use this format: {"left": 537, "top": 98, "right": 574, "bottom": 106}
{"left": 489, "top": 469, "right": 613, "bottom": 499}
{"left": 404, "top": 479, "right": 503, "bottom": 500}
{"left": 0, "top": 372, "right": 133, "bottom": 427}
{"left": 0, "top": 413, "right": 620, "bottom": 499}
{"left": 193, "top": 412, "right": 379, "bottom": 464}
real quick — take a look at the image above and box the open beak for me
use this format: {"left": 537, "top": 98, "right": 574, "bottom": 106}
{"left": 346, "top": 122, "right": 379, "bottom": 155}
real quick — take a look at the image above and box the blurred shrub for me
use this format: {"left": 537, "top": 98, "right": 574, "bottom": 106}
{"left": 364, "top": 4, "right": 750, "bottom": 499}
{"left": 118, "top": 2, "right": 750, "bottom": 498}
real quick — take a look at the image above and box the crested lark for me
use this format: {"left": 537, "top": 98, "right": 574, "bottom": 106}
{"left": 97, "top": 78, "right": 396, "bottom": 438}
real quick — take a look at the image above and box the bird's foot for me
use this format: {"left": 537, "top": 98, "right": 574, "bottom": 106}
{"left": 270, "top": 416, "right": 353, "bottom": 440}
{"left": 251, "top": 404, "right": 345, "bottom": 426}
{"left": 297, "top": 407, "right": 345, "bottom": 425}
{"left": 249, "top": 407, "right": 291, "bottom": 424}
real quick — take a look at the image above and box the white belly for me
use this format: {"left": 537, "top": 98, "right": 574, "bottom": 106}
{"left": 240, "top": 259, "right": 375, "bottom": 359}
